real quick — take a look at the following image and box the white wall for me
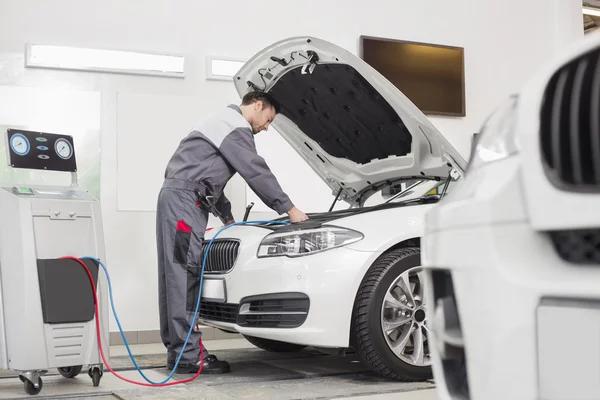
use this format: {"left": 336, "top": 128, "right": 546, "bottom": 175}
{"left": 0, "top": 0, "right": 583, "bottom": 332}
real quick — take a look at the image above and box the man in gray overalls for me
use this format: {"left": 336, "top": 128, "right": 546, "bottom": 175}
{"left": 156, "top": 90, "right": 309, "bottom": 374}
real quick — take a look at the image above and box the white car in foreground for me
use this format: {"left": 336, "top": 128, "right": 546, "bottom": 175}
{"left": 197, "top": 36, "right": 466, "bottom": 381}
{"left": 422, "top": 32, "right": 600, "bottom": 399}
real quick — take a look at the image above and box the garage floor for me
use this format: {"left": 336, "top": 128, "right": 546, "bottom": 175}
{"left": 0, "top": 339, "right": 436, "bottom": 400}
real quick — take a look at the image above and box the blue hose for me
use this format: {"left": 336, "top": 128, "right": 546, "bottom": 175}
{"left": 82, "top": 219, "right": 289, "bottom": 384}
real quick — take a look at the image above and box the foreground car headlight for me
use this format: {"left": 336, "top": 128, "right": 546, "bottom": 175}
{"left": 468, "top": 94, "right": 520, "bottom": 171}
{"left": 257, "top": 226, "right": 364, "bottom": 258}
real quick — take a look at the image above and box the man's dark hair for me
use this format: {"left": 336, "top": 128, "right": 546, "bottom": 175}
{"left": 241, "top": 90, "right": 280, "bottom": 114}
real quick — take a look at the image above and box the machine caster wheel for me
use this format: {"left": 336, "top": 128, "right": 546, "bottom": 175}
{"left": 58, "top": 365, "right": 82, "bottom": 378}
{"left": 88, "top": 367, "right": 103, "bottom": 387}
{"left": 23, "top": 376, "right": 43, "bottom": 395}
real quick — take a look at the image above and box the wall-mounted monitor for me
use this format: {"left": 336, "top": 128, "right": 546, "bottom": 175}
{"left": 359, "top": 36, "right": 465, "bottom": 117}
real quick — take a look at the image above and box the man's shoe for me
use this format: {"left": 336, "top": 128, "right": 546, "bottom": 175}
{"left": 167, "top": 355, "right": 231, "bottom": 374}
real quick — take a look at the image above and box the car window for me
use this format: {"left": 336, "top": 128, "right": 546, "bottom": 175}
{"left": 413, "top": 179, "right": 457, "bottom": 198}
{"left": 387, "top": 180, "right": 454, "bottom": 202}
{"left": 362, "top": 180, "right": 434, "bottom": 207}
{"left": 364, "top": 177, "right": 460, "bottom": 207}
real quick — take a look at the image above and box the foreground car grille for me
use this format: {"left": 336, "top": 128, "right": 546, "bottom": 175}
{"left": 540, "top": 45, "right": 600, "bottom": 191}
{"left": 198, "top": 302, "right": 237, "bottom": 324}
{"left": 549, "top": 229, "right": 600, "bottom": 264}
{"left": 198, "top": 293, "right": 310, "bottom": 329}
{"left": 201, "top": 239, "right": 240, "bottom": 273}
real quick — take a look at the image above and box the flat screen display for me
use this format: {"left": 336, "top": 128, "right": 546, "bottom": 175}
{"left": 359, "top": 36, "right": 465, "bottom": 117}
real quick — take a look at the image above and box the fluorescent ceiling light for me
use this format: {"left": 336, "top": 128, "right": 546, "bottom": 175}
{"left": 25, "top": 44, "right": 185, "bottom": 78}
{"left": 583, "top": 6, "right": 600, "bottom": 17}
{"left": 206, "top": 57, "right": 246, "bottom": 81}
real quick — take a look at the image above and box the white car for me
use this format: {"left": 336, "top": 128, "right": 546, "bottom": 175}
{"left": 422, "top": 31, "right": 600, "bottom": 399}
{"left": 197, "top": 36, "right": 467, "bottom": 381}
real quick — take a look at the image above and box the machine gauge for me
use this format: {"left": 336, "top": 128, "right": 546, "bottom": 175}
{"left": 54, "top": 139, "right": 73, "bottom": 160}
{"left": 10, "top": 134, "right": 30, "bottom": 156}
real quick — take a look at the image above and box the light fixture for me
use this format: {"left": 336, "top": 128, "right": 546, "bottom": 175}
{"left": 25, "top": 44, "right": 185, "bottom": 78}
{"left": 583, "top": 6, "right": 600, "bottom": 17}
{"left": 206, "top": 56, "right": 246, "bottom": 81}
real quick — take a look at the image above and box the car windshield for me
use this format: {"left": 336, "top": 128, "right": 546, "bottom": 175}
{"left": 361, "top": 178, "right": 457, "bottom": 208}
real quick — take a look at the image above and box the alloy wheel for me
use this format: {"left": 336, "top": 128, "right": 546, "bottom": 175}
{"left": 380, "top": 265, "right": 431, "bottom": 367}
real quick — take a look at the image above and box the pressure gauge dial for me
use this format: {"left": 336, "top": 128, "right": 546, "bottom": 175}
{"left": 10, "top": 134, "right": 30, "bottom": 156}
{"left": 54, "top": 138, "right": 73, "bottom": 160}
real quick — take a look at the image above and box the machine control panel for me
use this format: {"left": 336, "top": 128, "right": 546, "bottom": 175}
{"left": 6, "top": 129, "right": 77, "bottom": 172}
{"left": 4, "top": 186, "right": 95, "bottom": 201}
{"left": 12, "top": 187, "right": 34, "bottom": 195}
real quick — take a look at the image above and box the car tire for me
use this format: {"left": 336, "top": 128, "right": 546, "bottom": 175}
{"left": 352, "top": 247, "right": 432, "bottom": 381}
{"left": 243, "top": 335, "right": 307, "bottom": 352}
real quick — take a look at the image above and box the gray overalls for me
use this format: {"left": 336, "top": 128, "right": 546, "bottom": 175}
{"left": 156, "top": 104, "right": 294, "bottom": 365}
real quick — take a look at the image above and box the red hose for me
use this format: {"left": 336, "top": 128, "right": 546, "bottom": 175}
{"left": 61, "top": 256, "right": 204, "bottom": 386}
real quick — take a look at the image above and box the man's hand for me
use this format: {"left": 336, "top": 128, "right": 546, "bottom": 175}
{"left": 287, "top": 207, "right": 309, "bottom": 223}
{"left": 224, "top": 219, "right": 235, "bottom": 226}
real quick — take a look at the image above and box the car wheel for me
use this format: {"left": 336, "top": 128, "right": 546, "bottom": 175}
{"left": 243, "top": 335, "right": 307, "bottom": 352}
{"left": 352, "top": 247, "right": 432, "bottom": 381}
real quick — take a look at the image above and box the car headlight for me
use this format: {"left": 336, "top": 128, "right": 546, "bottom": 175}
{"left": 257, "top": 226, "right": 364, "bottom": 258}
{"left": 468, "top": 94, "right": 520, "bottom": 171}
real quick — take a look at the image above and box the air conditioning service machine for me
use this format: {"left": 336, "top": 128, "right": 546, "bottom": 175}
{"left": 0, "top": 128, "right": 109, "bottom": 396}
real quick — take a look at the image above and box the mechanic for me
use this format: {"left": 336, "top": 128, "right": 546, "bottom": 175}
{"left": 156, "top": 90, "right": 309, "bottom": 375}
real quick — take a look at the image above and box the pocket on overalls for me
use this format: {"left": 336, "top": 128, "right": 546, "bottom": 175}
{"left": 173, "top": 220, "right": 192, "bottom": 265}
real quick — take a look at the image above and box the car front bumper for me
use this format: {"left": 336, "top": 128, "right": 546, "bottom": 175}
{"left": 425, "top": 223, "right": 600, "bottom": 400}
{"left": 423, "top": 159, "right": 600, "bottom": 400}
{"left": 197, "top": 244, "right": 379, "bottom": 349}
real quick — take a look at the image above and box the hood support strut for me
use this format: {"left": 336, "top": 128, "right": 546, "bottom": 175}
{"left": 329, "top": 188, "right": 344, "bottom": 212}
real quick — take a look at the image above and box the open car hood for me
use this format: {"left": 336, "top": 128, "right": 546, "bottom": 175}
{"left": 234, "top": 36, "right": 467, "bottom": 205}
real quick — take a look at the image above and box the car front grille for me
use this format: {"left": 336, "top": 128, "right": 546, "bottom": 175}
{"left": 198, "top": 302, "right": 238, "bottom": 324}
{"left": 540, "top": 45, "right": 600, "bottom": 192}
{"left": 237, "top": 293, "right": 310, "bottom": 328}
{"left": 549, "top": 229, "right": 600, "bottom": 265}
{"left": 201, "top": 239, "right": 240, "bottom": 273}
{"left": 198, "top": 293, "right": 310, "bottom": 329}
